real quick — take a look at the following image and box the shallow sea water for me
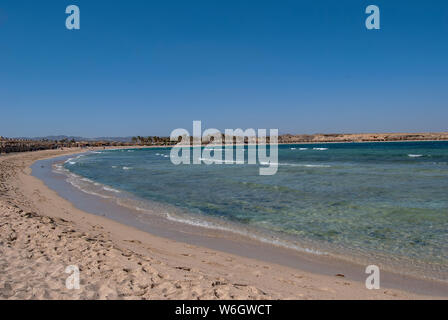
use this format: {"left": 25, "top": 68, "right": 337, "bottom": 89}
{"left": 62, "top": 142, "right": 448, "bottom": 281}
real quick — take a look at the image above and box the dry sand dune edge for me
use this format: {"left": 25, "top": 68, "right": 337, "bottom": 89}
{"left": 0, "top": 148, "right": 439, "bottom": 300}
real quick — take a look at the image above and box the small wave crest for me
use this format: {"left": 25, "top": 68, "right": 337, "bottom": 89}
{"left": 163, "top": 212, "right": 326, "bottom": 255}
{"left": 155, "top": 153, "right": 169, "bottom": 158}
{"left": 260, "top": 162, "right": 331, "bottom": 168}
{"left": 64, "top": 158, "right": 77, "bottom": 165}
{"left": 53, "top": 163, "right": 119, "bottom": 199}
{"left": 103, "top": 186, "right": 121, "bottom": 193}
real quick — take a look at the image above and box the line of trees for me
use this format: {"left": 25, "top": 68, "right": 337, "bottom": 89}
{"left": 131, "top": 136, "right": 175, "bottom": 146}
{"left": 130, "top": 134, "right": 272, "bottom": 146}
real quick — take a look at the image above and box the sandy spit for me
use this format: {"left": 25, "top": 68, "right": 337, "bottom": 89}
{"left": 0, "top": 148, "right": 441, "bottom": 300}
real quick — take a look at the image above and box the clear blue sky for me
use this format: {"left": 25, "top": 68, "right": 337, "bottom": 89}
{"left": 1, "top": 0, "right": 447, "bottom": 137}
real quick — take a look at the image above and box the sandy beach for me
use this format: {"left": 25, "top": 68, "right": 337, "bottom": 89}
{"left": 0, "top": 148, "right": 445, "bottom": 300}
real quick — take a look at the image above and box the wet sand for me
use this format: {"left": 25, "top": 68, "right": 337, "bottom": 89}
{"left": 1, "top": 148, "right": 446, "bottom": 299}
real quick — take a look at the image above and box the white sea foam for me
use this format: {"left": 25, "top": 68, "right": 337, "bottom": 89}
{"left": 52, "top": 163, "right": 116, "bottom": 199}
{"left": 163, "top": 212, "right": 326, "bottom": 255}
{"left": 53, "top": 164, "right": 64, "bottom": 173}
{"left": 53, "top": 163, "right": 68, "bottom": 175}
{"left": 156, "top": 153, "right": 168, "bottom": 157}
{"left": 259, "top": 162, "right": 331, "bottom": 168}
{"left": 313, "top": 147, "right": 328, "bottom": 151}
{"left": 103, "top": 186, "right": 121, "bottom": 193}
{"left": 64, "top": 175, "right": 112, "bottom": 199}
{"left": 52, "top": 159, "right": 126, "bottom": 201}
{"left": 122, "top": 166, "right": 133, "bottom": 170}
{"left": 64, "top": 158, "right": 77, "bottom": 165}
{"left": 408, "top": 154, "right": 423, "bottom": 158}
{"left": 290, "top": 148, "right": 296, "bottom": 150}
{"left": 299, "top": 148, "right": 308, "bottom": 150}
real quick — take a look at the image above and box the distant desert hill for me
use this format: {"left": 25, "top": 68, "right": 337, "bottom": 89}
{"left": 278, "top": 132, "right": 448, "bottom": 143}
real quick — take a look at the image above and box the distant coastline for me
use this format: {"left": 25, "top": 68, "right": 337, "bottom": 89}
{"left": 278, "top": 132, "right": 448, "bottom": 144}
{"left": 2, "top": 132, "right": 448, "bottom": 154}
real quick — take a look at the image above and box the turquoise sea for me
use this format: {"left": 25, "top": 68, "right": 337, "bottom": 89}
{"left": 61, "top": 141, "right": 448, "bottom": 281}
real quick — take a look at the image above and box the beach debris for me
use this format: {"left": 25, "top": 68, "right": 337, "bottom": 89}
{"left": 7, "top": 231, "right": 17, "bottom": 242}
{"left": 233, "top": 283, "right": 248, "bottom": 287}
{"left": 175, "top": 266, "right": 191, "bottom": 272}
{"left": 23, "top": 211, "right": 38, "bottom": 218}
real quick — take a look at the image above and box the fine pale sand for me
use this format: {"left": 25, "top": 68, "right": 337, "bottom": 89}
{"left": 0, "top": 149, "right": 443, "bottom": 300}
